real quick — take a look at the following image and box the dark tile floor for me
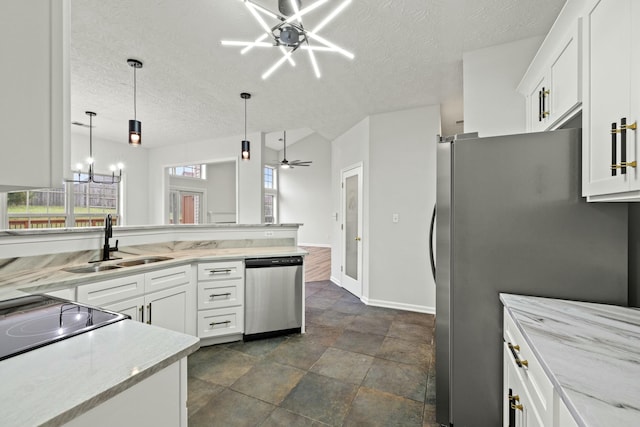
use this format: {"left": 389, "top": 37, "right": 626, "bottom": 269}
{"left": 187, "top": 280, "right": 437, "bottom": 427}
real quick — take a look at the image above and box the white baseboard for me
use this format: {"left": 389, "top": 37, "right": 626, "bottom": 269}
{"left": 329, "top": 276, "right": 341, "bottom": 286}
{"left": 365, "top": 298, "right": 435, "bottom": 315}
{"left": 298, "top": 243, "right": 331, "bottom": 248}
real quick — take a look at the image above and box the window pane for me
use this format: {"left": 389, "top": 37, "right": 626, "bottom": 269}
{"left": 264, "top": 166, "right": 274, "bottom": 189}
{"left": 264, "top": 194, "right": 274, "bottom": 223}
{"left": 7, "top": 188, "right": 65, "bottom": 229}
{"left": 169, "top": 164, "right": 203, "bottom": 179}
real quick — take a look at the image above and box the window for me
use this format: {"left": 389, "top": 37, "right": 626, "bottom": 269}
{"left": 264, "top": 166, "right": 277, "bottom": 223}
{"left": 168, "top": 164, "right": 205, "bottom": 179}
{"left": 5, "top": 174, "right": 121, "bottom": 229}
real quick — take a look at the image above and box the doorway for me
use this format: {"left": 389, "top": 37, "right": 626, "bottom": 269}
{"left": 341, "top": 163, "right": 363, "bottom": 297}
{"left": 169, "top": 190, "right": 203, "bottom": 224}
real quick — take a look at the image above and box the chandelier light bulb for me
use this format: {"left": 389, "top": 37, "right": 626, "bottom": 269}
{"left": 117, "top": 162, "right": 124, "bottom": 170}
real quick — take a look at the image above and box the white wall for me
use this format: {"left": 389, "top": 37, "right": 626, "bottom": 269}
{"left": 331, "top": 117, "right": 370, "bottom": 293}
{"left": 205, "top": 161, "right": 236, "bottom": 223}
{"left": 146, "top": 132, "right": 264, "bottom": 225}
{"left": 70, "top": 131, "right": 149, "bottom": 226}
{"left": 463, "top": 36, "right": 543, "bottom": 137}
{"left": 368, "top": 106, "right": 440, "bottom": 313}
{"left": 279, "top": 133, "right": 331, "bottom": 246}
{"left": 331, "top": 107, "right": 440, "bottom": 313}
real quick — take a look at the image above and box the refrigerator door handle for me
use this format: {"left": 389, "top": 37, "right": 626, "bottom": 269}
{"left": 429, "top": 204, "right": 436, "bottom": 282}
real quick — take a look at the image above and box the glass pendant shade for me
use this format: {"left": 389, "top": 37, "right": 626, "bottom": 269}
{"left": 129, "top": 119, "right": 142, "bottom": 146}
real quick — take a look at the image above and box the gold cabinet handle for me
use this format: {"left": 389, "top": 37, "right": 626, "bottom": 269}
{"left": 520, "top": 360, "right": 529, "bottom": 367}
{"left": 511, "top": 403, "right": 524, "bottom": 411}
{"left": 355, "top": 236, "right": 361, "bottom": 241}
{"left": 509, "top": 394, "right": 520, "bottom": 402}
{"left": 508, "top": 343, "right": 520, "bottom": 352}
{"left": 611, "top": 122, "right": 637, "bottom": 133}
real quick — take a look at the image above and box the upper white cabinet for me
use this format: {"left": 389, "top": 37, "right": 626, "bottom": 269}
{"left": 0, "top": 0, "right": 70, "bottom": 192}
{"left": 518, "top": 5, "right": 582, "bottom": 132}
{"left": 582, "top": 0, "right": 640, "bottom": 200}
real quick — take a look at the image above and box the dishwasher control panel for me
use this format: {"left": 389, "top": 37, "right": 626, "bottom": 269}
{"left": 245, "top": 256, "right": 303, "bottom": 268}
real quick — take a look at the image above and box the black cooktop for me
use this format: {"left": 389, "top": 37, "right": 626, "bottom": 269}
{"left": 0, "top": 295, "right": 128, "bottom": 361}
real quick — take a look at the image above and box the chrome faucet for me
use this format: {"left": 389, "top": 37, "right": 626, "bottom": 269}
{"left": 101, "top": 214, "right": 120, "bottom": 261}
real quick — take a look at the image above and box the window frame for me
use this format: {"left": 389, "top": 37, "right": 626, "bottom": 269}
{"left": 264, "top": 165, "right": 278, "bottom": 224}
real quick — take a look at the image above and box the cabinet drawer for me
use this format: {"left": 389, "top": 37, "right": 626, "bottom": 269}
{"left": 197, "top": 261, "right": 243, "bottom": 281}
{"left": 77, "top": 274, "right": 145, "bottom": 307}
{"left": 504, "top": 308, "right": 553, "bottom": 418}
{"left": 197, "top": 307, "right": 243, "bottom": 338}
{"left": 145, "top": 264, "right": 191, "bottom": 294}
{"left": 198, "top": 280, "right": 243, "bottom": 310}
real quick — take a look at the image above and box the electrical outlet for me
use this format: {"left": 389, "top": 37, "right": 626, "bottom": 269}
{"left": 265, "top": 231, "right": 274, "bottom": 236}
{"left": 392, "top": 213, "right": 399, "bottom": 223}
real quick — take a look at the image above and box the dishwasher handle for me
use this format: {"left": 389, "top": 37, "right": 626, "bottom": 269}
{"left": 245, "top": 256, "right": 303, "bottom": 268}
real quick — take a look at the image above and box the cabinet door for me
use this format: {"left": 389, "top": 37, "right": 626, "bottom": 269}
{"left": 0, "top": 0, "right": 69, "bottom": 191}
{"left": 583, "top": 0, "right": 635, "bottom": 197}
{"left": 104, "top": 296, "right": 145, "bottom": 322}
{"left": 549, "top": 21, "right": 581, "bottom": 125}
{"left": 146, "top": 285, "right": 189, "bottom": 334}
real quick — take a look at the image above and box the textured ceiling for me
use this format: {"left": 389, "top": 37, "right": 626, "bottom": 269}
{"left": 70, "top": 0, "right": 566, "bottom": 148}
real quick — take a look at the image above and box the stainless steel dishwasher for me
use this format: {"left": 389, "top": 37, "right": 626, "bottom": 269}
{"left": 244, "top": 256, "right": 303, "bottom": 340}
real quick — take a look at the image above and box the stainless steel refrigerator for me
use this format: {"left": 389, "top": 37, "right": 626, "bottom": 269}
{"left": 433, "top": 128, "right": 628, "bottom": 427}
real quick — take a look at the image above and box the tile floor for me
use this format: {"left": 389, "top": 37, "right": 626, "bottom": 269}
{"left": 188, "top": 280, "right": 437, "bottom": 427}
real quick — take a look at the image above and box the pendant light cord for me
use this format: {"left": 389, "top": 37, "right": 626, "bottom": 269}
{"left": 133, "top": 66, "right": 137, "bottom": 121}
{"left": 244, "top": 98, "right": 247, "bottom": 140}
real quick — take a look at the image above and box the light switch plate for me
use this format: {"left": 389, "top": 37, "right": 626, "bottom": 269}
{"left": 392, "top": 213, "right": 399, "bottom": 223}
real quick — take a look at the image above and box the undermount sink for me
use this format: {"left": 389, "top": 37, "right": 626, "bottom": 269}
{"left": 115, "top": 256, "right": 173, "bottom": 267}
{"left": 64, "top": 264, "right": 123, "bottom": 274}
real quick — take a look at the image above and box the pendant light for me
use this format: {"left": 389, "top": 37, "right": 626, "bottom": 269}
{"left": 127, "top": 59, "right": 143, "bottom": 146}
{"left": 66, "top": 111, "right": 123, "bottom": 184}
{"left": 241, "top": 92, "right": 251, "bottom": 160}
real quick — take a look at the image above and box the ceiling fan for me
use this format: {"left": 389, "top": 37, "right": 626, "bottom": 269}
{"left": 221, "top": 0, "right": 354, "bottom": 79}
{"left": 273, "top": 131, "right": 312, "bottom": 169}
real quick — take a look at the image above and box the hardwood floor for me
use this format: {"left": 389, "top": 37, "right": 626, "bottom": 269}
{"left": 300, "top": 246, "right": 331, "bottom": 283}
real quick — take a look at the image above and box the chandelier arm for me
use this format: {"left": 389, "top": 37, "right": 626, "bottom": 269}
{"left": 261, "top": 44, "right": 301, "bottom": 79}
{"left": 305, "top": 31, "right": 354, "bottom": 59}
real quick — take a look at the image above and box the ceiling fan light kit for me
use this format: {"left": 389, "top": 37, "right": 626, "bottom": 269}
{"left": 127, "top": 58, "right": 143, "bottom": 146}
{"left": 222, "top": 0, "right": 354, "bottom": 79}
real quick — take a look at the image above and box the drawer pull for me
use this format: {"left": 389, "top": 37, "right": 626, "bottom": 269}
{"left": 209, "top": 320, "right": 231, "bottom": 327}
{"left": 507, "top": 342, "right": 527, "bottom": 368}
{"left": 511, "top": 403, "right": 524, "bottom": 411}
{"left": 210, "top": 292, "right": 232, "bottom": 299}
{"left": 208, "top": 268, "right": 232, "bottom": 275}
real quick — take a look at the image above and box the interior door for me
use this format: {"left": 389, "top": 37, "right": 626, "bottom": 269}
{"left": 341, "top": 164, "right": 363, "bottom": 297}
{"left": 182, "top": 195, "right": 195, "bottom": 224}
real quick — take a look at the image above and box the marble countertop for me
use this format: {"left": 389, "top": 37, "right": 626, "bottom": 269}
{"left": 0, "top": 319, "right": 199, "bottom": 427}
{"left": 0, "top": 245, "right": 307, "bottom": 296}
{"left": 500, "top": 293, "right": 640, "bottom": 427}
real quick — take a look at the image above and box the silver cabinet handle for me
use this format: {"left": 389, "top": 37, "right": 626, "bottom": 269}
{"left": 207, "top": 268, "right": 232, "bottom": 275}
{"left": 146, "top": 303, "right": 152, "bottom": 324}
{"left": 139, "top": 305, "right": 144, "bottom": 323}
{"left": 210, "top": 292, "right": 232, "bottom": 299}
{"left": 209, "top": 320, "right": 231, "bottom": 327}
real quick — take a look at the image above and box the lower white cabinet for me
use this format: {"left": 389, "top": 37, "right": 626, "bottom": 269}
{"left": 63, "top": 358, "right": 188, "bottom": 427}
{"left": 197, "top": 260, "right": 244, "bottom": 344}
{"left": 77, "top": 265, "right": 195, "bottom": 335}
{"left": 503, "top": 308, "right": 578, "bottom": 427}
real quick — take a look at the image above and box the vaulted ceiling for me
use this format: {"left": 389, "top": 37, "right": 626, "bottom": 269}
{"left": 70, "top": 0, "right": 566, "bottom": 148}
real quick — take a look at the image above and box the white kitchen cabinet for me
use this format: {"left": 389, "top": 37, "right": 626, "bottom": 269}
{"left": 76, "top": 264, "right": 195, "bottom": 335}
{"left": 103, "top": 296, "right": 145, "bottom": 322}
{"left": 582, "top": 0, "right": 640, "bottom": 200}
{"left": 197, "top": 260, "right": 244, "bottom": 344}
{"left": 63, "top": 359, "right": 188, "bottom": 427}
{"left": 503, "top": 308, "right": 580, "bottom": 427}
{"left": 0, "top": 0, "right": 70, "bottom": 191}
{"left": 519, "top": 6, "right": 582, "bottom": 133}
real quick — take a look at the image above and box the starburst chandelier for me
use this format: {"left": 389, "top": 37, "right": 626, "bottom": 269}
{"left": 221, "top": 0, "right": 354, "bottom": 79}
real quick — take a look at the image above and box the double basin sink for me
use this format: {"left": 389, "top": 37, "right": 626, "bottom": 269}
{"left": 63, "top": 256, "right": 173, "bottom": 274}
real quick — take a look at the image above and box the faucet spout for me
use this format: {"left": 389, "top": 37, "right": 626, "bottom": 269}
{"left": 101, "top": 214, "right": 120, "bottom": 261}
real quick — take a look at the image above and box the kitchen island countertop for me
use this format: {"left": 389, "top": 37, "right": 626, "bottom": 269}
{"left": 0, "top": 319, "right": 199, "bottom": 427}
{"left": 501, "top": 293, "right": 640, "bottom": 427}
